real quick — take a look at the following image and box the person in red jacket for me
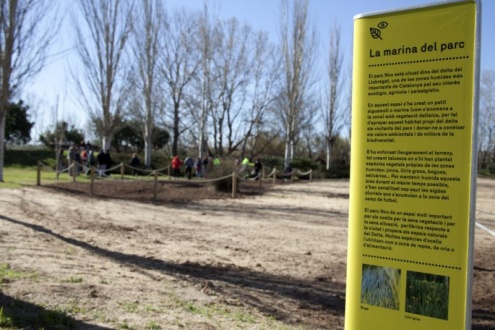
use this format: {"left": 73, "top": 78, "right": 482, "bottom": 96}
{"left": 171, "top": 155, "right": 182, "bottom": 178}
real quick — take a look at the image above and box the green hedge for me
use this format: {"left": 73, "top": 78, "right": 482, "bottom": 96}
{"left": 5, "top": 148, "right": 55, "bottom": 167}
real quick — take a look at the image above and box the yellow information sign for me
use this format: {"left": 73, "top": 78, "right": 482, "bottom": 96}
{"left": 346, "top": 1, "right": 480, "bottom": 329}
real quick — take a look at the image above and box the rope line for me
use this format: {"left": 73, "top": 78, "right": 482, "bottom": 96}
{"left": 236, "top": 173, "right": 261, "bottom": 182}
{"left": 296, "top": 169, "right": 312, "bottom": 176}
{"left": 37, "top": 161, "right": 495, "bottom": 235}
{"left": 476, "top": 222, "right": 495, "bottom": 237}
{"left": 38, "top": 161, "right": 315, "bottom": 187}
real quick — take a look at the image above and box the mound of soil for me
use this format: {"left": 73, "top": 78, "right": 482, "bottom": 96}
{"left": 40, "top": 177, "right": 267, "bottom": 204}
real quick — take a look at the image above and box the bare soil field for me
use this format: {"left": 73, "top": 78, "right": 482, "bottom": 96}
{"left": 0, "top": 177, "right": 494, "bottom": 329}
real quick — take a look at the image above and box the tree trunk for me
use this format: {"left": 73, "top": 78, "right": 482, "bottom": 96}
{"left": 102, "top": 134, "right": 112, "bottom": 152}
{"left": 172, "top": 102, "right": 180, "bottom": 156}
{"left": 144, "top": 125, "right": 152, "bottom": 167}
{"left": 284, "top": 128, "right": 291, "bottom": 168}
{"left": 0, "top": 113, "right": 5, "bottom": 182}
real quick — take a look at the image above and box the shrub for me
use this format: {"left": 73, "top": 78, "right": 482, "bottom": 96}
{"left": 208, "top": 159, "right": 237, "bottom": 192}
{"left": 487, "top": 163, "right": 495, "bottom": 175}
{"left": 102, "top": 151, "right": 170, "bottom": 175}
{"left": 291, "top": 157, "right": 317, "bottom": 171}
{"left": 262, "top": 156, "right": 284, "bottom": 172}
{"left": 5, "top": 147, "right": 55, "bottom": 167}
{"left": 312, "top": 163, "right": 350, "bottom": 179}
{"left": 262, "top": 156, "right": 317, "bottom": 173}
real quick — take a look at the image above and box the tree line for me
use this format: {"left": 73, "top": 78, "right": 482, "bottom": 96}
{"left": 68, "top": 0, "right": 351, "bottom": 170}
{"left": 1, "top": 0, "right": 493, "bottom": 182}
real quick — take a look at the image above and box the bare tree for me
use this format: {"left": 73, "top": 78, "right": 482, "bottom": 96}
{"left": 212, "top": 17, "right": 252, "bottom": 156}
{"left": 239, "top": 31, "right": 280, "bottom": 159}
{"left": 129, "top": 0, "right": 165, "bottom": 167}
{"left": 278, "top": 0, "right": 318, "bottom": 168}
{"left": 0, "top": 0, "right": 56, "bottom": 181}
{"left": 51, "top": 96, "right": 64, "bottom": 172}
{"left": 342, "top": 69, "right": 352, "bottom": 165}
{"left": 191, "top": 3, "right": 218, "bottom": 158}
{"left": 72, "top": 0, "right": 134, "bottom": 151}
{"left": 344, "top": 65, "right": 353, "bottom": 143}
{"left": 300, "top": 114, "right": 318, "bottom": 159}
{"left": 323, "top": 23, "right": 344, "bottom": 170}
{"left": 160, "top": 7, "right": 200, "bottom": 157}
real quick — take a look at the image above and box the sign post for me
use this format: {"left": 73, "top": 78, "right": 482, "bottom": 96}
{"left": 345, "top": 1, "right": 480, "bottom": 329}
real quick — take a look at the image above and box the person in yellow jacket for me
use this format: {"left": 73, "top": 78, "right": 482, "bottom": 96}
{"left": 241, "top": 157, "right": 249, "bottom": 167}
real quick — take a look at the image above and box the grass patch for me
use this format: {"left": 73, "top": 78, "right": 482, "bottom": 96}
{"left": 118, "top": 300, "right": 140, "bottom": 313}
{"left": 61, "top": 276, "right": 84, "bottom": 284}
{"left": 0, "top": 264, "right": 76, "bottom": 329}
{"left": 118, "top": 322, "right": 135, "bottom": 329}
{"left": 0, "top": 302, "right": 76, "bottom": 330}
{"left": 0, "top": 264, "right": 24, "bottom": 281}
{"left": 0, "top": 264, "right": 37, "bottom": 288}
{"left": 1, "top": 167, "right": 74, "bottom": 189}
{"left": 35, "top": 308, "right": 76, "bottom": 329}
{"left": 168, "top": 292, "right": 294, "bottom": 329}
{"left": 145, "top": 320, "right": 161, "bottom": 330}
{"left": 1, "top": 164, "right": 159, "bottom": 189}
{"left": 169, "top": 293, "right": 211, "bottom": 318}
{"left": 0, "top": 307, "right": 13, "bottom": 328}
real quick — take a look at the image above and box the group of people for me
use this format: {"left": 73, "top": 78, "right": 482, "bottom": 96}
{"left": 64, "top": 144, "right": 268, "bottom": 181}
{"left": 96, "top": 149, "right": 113, "bottom": 176}
{"left": 171, "top": 155, "right": 210, "bottom": 179}
{"left": 239, "top": 157, "right": 263, "bottom": 179}
{"left": 170, "top": 154, "right": 265, "bottom": 180}
{"left": 238, "top": 157, "right": 295, "bottom": 180}
{"left": 171, "top": 154, "right": 266, "bottom": 180}
{"left": 65, "top": 142, "right": 113, "bottom": 177}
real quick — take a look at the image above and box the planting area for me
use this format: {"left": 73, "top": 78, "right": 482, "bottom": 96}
{"left": 0, "top": 178, "right": 494, "bottom": 329}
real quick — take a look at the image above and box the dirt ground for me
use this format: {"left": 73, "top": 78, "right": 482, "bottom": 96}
{"left": 0, "top": 177, "right": 494, "bottom": 329}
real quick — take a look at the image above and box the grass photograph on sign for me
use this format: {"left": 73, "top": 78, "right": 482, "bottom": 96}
{"left": 405, "top": 271, "right": 450, "bottom": 320}
{"left": 361, "top": 264, "right": 401, "bottom": 310}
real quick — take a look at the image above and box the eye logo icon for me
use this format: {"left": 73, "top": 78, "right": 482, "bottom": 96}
{"left": 370, "top": 21, "right": 389, "bottom": 40}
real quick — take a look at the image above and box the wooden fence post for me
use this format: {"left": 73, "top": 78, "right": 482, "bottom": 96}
{"left": 272, "top": 169, "right": 276, "bottom": 186}
{"left": 36, "top": 162, "right": 41, "bottom": 186}
{"left": 309, "top": 169, "right": 313, "bottom": 182}
{"left": 291, "top": 170, "right": 295, "bottom": 183}
{"left": 232, "top": 172, "right": 237, "bottom": 198}
{"left": 90, "top": 166, "right": 95, "bottom": 196}
{"left": 120, "top": 162, "right": 125, "bottom": 179}
{"left": 153, "top": 170, "right": 158, "bottom": 201}
{"left": 72, "top": 160, "right": 76, "bottom": 182}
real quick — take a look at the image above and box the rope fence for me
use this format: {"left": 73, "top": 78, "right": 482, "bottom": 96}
{"left": 36, "top": 161, "right": 313, "bottom": 200}
{"left": 32, "top": 161, "right": 495, "bottom": 235}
